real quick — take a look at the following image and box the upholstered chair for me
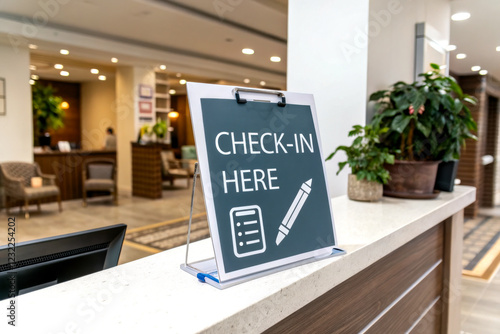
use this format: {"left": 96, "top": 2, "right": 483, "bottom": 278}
{"left": 82, "top": 159, "right": 117, "bottom": 206}
{"left": 0, "top": 162, "right": 62, "bottom": 219}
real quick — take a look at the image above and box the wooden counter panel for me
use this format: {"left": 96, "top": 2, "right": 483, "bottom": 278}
{"left": 408, "top": 300, "right": 443, "bottom": 334}
{"left": 366, "top": 263, "right": 443, "bottom": 333}
{"left": 35, "top": 151, "right": 116, "bottom": 201}
{"left": 263, "top": 224, "right": 444, "bottom": 334}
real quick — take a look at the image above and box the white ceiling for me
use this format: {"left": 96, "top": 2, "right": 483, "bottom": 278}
{"left": 449, "top": 0, "right": 500, "bottom": 80}
{"left": 0, "top": 0, "right": 498, "bottom": 92}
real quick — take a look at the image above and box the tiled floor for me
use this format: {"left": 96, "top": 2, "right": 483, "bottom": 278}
{"left": 1, "top": 188, "right": 500, "bottom": 332}
{"left": 0, "top": 179, "right": 205, "bottom": 264}
{"left": 461, "top": 207, "right": 500, "bottom": 334}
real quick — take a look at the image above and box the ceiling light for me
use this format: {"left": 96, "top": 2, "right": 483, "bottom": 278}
{"left": 270, "top": 56, "right": 281, "bottom": 62}
{"left": 456, "top": 53, "right": 466, "bottom": 59}
{"left": 60, "top": 49, "right": 69, "bottom": 55}
{"left": 111, "top": 57, "right": 118, "bottom": 63}
{"left": 98, "top": 75, "right": 106, "bottom": 81}
{"left": 243, "top": 78, "right": 250, "bottom": 84}
{"left": 54, "top": 64, "right": 63, "bottom": 69}
{"left": 168, "top": 111, "right": 179, "bottom": 119}
{"left": 471, "top": 66, "right": 481, "bottom": 71}
{"left": 179, "top": 79, "right": 186, "bottom": 85}
{"left": 242, "top": 48, "right": 254, "bottom": 55}
{"left": 90, "top": 68, "right": 99, "bottom": 74}
{"left": 28, "top": 44, "right": 38, "bottom": 50}
{"left": 446, "top": 45, "right": 457, "bottom": 51}
{"left": 60, "top": 71, "right": 69, "bottom": 76}
{"left": 60, "top": 101, "right": 70, "bottom": 109}
{"left": 260, "top": 81, "right": 266, "bottom": 86}
{"left": 29, "top": 79, "right": 35, "bottom": 85}
{"left": 496, "top": 46, "right": 500, "bottom": 52}
{"left": 451, "top": 12, "right": 470, "bottom": 21}
{"left": 30, "top": 74, "right": 39, "bottom": 80}
{"left": 29, "top": 65, "right": 37, "bottom": 71}
{"left": 479, "top": 70, "right": 488, "bottom": 75}
{"left": 159, "top": 65, "right": 167, "bottom": 70}
{"left": 169, "top": 89, "right": 176, "bottom": 95}
{"left": 176, "top": 73, "right": 182, "bottom": 77}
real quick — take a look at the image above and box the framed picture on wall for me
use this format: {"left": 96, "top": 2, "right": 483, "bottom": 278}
{"left": 139, "top": 101, "right": 153, "bottom": 115}
{"left": 139, "top": 84, "right": 153, "bottom": 99}
{"left": 0, "top": 78, "right": 5, "bottom": 116}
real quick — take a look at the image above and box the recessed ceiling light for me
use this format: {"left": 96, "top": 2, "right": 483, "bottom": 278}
{"left": 60, "top": 71, "right": 69, "bottom": 76}
{"left": 270, "top": 56, "right": 281, "bottom": 62}
{"left": 260, "top": 81, "right": 266, "bottom": 86}
{"left": 471, "top": 66, "right": 481, "bottom": 71}
{"left": 242, "top": 48, "right": 254, "bottom": 55}
{"left": 98, "top": 75, "right": 106, "bottom": 81}
{"left": 496, "top": 46, "right": 500, "bottom": 52}
{"left": 446, "top": 45, "right": 457, "bottom": 51}
{"left": 176, "top": 73, "right": 182, "bottom": 77}
{"left": 30, "top": 74, "right": 39, "bottom": 80}
{"left": 456, "top": 53, "right": 466, "bottom": 59}
{"left": 451, "top": 12, "right": 471, "bottom": 21}
{"left": 28, "top": 44, "right": 38, "bottom": 50}
{"left": 159, "top": 65, "right": 167, "bottom": 70}
{"left": 111, "top": 57, "right": 118, "bottom": 63}
{"left": 54, "top": 64, "right": 64, "bottom": 69}
{"left": 179, "top": 79, "right": 186, "bottom": 85}
{"left": 60, "top": 49, "right": 69, "bottom": 55}
{"left": 479, "top": 70, "right": 488, "bottom": 75}
{"left": 90, "top": 68, "right": 99, "bottom": 74}
{"left": 169, "top": 89, "right": 176, "bottom": 95}
{"left": 243, "top": 78, "right": 250, "bottom": 84}
{"left": 29, "top": 65, "right": 37, "bottom": 71}
{"left": 29, "top": 79, "right": 35, "bottom": 85}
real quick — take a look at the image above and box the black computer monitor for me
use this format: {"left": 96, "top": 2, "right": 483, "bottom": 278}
{"left": 0, "top": 224, "right": 127, "bottom": 301}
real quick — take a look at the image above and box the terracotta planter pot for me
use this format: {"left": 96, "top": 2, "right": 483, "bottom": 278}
{"left": 383, "top": 160, "right": 441, "bottom": 199}
{"left": 347, "top": 174, "right": 383, "bottom": 202}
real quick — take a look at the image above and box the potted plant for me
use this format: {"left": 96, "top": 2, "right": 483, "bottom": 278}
{"left": 369, "top": 63, "right": 477, "bottom": 197}
{"left": 153, "top": 119, "right": 167, "bottom": 142}
{"left": 326, "top": 124, "right": 395, "bottom": 202}
{"left": 32, "top": 82, "right": 65, "bottom": 146}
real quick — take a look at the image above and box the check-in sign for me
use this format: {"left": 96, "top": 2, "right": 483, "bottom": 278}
{"left": 187, "top": 83, "right": 338, "bottom": 282}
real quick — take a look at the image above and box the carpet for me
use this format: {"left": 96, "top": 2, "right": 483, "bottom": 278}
{"left": 462, "top": 215, "right": 500, "bottom": 281}
{"left": 124, "top": 212, "right": 210, "bottom": 253}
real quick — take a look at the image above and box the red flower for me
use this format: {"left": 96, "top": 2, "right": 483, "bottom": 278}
{"left": 418, "top": 105, "right": 425, "bottom": 114}
{"left": 409, "top": 105, "right": 414, "bottom": 115}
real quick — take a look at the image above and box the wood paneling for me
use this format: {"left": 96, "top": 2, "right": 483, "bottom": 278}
{"left": 408, "top": 300, "right": 443, "bottom": 334}
{"left": 35, "top": 150, "right": 116, "bottom": 201}
{"left": 131, "top": 143, "right": 162, "bottom": 199}
{"left": 263, "top": 224, "right": 444, "bottom": 334}
{"left": 37, "top": 79, "right": 81, "bottom": 146}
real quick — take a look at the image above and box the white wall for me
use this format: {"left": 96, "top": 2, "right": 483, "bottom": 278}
{"left": 0, "top": 43, "right": 32, "bottom": 162}
{"left": 288, "top": 0, "right": 370, "bottom": 197}
{"left": 81, "top": 79, "right": 117, "bottom": 150}
{"left": 115, "top": 66, "right": 155, "bottom": 193}
{"left": 366, "top": 0, "right": 451, "bottom": 100}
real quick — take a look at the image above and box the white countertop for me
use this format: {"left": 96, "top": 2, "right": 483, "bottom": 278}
{"left": 1, "top": 186, "right": 475, "bottom": 334}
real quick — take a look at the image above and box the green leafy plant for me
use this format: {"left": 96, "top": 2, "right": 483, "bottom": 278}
{"left": 369, "top": 63, "right": 477, "bottom": 161}
{"left": 153, "top": 119, "right": 167, "bottom": 139}
{"left": 32, "top": 82, "right": 65, "bottom": 143}
{"left": 326, "top": 124, "right": 395, "bottom": 184}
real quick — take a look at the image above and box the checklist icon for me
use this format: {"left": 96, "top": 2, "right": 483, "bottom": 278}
{"left": 230, "top": 205, "right": 267, "bottom": 258}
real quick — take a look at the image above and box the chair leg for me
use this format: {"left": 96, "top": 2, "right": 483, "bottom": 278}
{"left": 24, "top": 199, "right": 30, "bottom": 219}
{"left": 113, "top": 188, "right": 118, "bottom": 206}
{"left": 37, "top": 200, "right": 41, "bottom": 211}
{"left": 5, "top": 196, "right": 10, "bottom": 215}
{"left": 58, "top": 194, "right": 62, "bottom": 212}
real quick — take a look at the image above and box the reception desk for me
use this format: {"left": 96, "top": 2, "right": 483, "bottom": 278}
{"left": 34, "top": 150, "right": 116, "bottom": 200}
{"left": 0, "top": 186, "right": 475, "bottom": 333}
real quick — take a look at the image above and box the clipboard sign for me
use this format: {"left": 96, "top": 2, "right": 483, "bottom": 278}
{"left": 183, "top": 82, "right": 343, "bottom": 287}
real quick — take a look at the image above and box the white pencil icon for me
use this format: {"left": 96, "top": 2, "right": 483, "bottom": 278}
{"left": 275, "top": 179, "right": 312, "bottom": 245}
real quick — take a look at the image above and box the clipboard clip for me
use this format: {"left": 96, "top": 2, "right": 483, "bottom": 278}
{"left": 233, "top": 87, "right": 286, "bottom": 107}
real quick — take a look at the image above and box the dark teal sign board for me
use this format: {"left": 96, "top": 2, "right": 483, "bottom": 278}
{"left": 187, "top": 83, "right": 337, "bottom": 282}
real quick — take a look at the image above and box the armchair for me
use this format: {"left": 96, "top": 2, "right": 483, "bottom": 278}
{"left": 0, "top": 162, "right": 62, "bottom": 219}
{"left": 82, "top": 159, "right": 117, "bottom": 206}
{"left": 160, "top": 151, "right": 190, "bottom": 188}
